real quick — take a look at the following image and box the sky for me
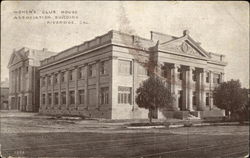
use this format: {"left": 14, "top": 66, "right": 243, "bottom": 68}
{"left": 1, "top": 1, "right": 249, "bottom": 88}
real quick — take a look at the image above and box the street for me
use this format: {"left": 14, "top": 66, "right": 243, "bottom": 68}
{"left": 0, "top": 111, "right": 249, "bottom": 158}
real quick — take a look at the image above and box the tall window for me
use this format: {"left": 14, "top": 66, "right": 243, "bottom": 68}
{"left": 54, "top": 92, "right": 59, "bottom": 105}
{"left": 69, "top": 70, "right": 73, "bottom": 81}
{"left": 79, "top": 90, "right": 85, "bottom": 104}
{"left": 178, "top": 90, "right": 183, "bottom": 110}
{"left": 88, "top": 89, "right": 96, "bottom": 105}
{"left": 89, "top": 64, "right": 96, "bottom": 77}
{"left": 61, "top": 72, "right": 65, "bottom": 83}
{"left": 54, "top": 74, "right": 58, "bottom": 84}
{"left": 118, "top": 86, "right": 131, "bottom": 104}
{"left": 138, "top": 64, "right": 148, "bottom": 76}
{"left": 48, "top": 93, "right": 52, "bottom": 105}
{"left": 178, "top": 68, "right": 182, "bottom": 80}
{"left": 100, "top": 61, "right": 108, "bottom": 75}
{"left": 42, "top": 94, "right": 46, "bottom": 105}
{"left": 213, "top": 74, "right": 220, "bottom": 84}
{"left": 192, "top": 70, "right": 196, "bottom": 81}
{"left": 100, "top": 87, "right": 109, "bottom": 105}
{"left": 78, "top": 67, "right": 84, "bottom": 79}
{"left": 193, "top": 91, "right": 196, "bottom": 106}
{"left": 61, "top": 92, "right": 66, "bottom": 105}
{"left": 69, "top": 91, "right": 75, "bottom": 104}
{"left": 206, "top": 72, "right": 210, "bottom": 83}
{"left": 42, "top": 77, "right": 46, "bottom": 86}
{"left": 118, "top": 60, "right": 132, "bottom": 75}
{"left": 48, "top": 76, "right": 51, "bottom": 85}
{"left": 206, "top": 93, "right": 209, "bottom": 106}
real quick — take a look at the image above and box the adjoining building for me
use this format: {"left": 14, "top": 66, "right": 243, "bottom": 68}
{"left": 39, "top": 30, "right": 227, "bottom": 119}
{"left": 1, "top": 78, "right": 9, "bottom": 110}
{"left": 8, "top": 47, "right": 56, "bottom": 112}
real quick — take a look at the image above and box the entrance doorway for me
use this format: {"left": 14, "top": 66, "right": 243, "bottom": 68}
{"left": 11, "top": 97, "right": 17, "bottom": 109}
{"left": 178, "top": 90, "right": 183, "bottom": 110}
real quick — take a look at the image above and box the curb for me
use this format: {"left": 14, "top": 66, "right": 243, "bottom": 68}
{"left": 125, "top": 122, "right": 245, "bottom": 129}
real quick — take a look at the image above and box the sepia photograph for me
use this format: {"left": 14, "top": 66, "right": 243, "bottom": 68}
{"left": 1, "top": 1, "right": 249, "bottom": 158}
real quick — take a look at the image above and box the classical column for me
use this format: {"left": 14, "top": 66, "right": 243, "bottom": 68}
{"left": 197, "top": 69, "right": 206, "bottom": 110}
{"left": 84, "top": 65, "right": 88, "bottom": 106}
{"left": 188, "top": 67, "right": 195, "bottom": 111}
{"left": 66, "top": 70, "right": 69, "bottom": 108}
{"left": 75, "top": 67, "right": 79, "bottom": 108}
{"left": 39, "top": 78, "right": 43, "bottom": 108}
{"left": 58, "top": 72, "right": 62, "bottom": 106}
{"left": 17, "top": 68, "right": 19, "bottom": 93}
{"left": 209, "top": 71, "right": 214, "bottom": 109}
{"left": 45, "top": 75, "right": 48, "bottom": 107}
{"left": 170, "top": 64, "right": 180, "bottom": 111}
{"left": 182, "top": 66, "right": 191, "bottom": 111}
{"left": 51, "top": 74, "right": 54, "bottom": 107}
{"left": 96, "top": 61, "right": 100, "bottom": 109}
{"left": 9, "top": 70, "right": 12, "bottom": 94}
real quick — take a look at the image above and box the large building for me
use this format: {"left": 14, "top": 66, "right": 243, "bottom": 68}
{"left": 8, "top": 47, "right": 56, "bottom": 112}
{"left": 39, "top": 30, "right": 227, "bottom": 119}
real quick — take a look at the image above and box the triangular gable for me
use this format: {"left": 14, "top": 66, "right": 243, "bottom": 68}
{"left": 158, "top": 34, "right": 211, "bottom": 59}
{"left": 8, "top": 51, "right": 25, "bottom": 68}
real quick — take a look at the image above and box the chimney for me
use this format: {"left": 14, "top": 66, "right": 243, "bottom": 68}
{"left": 183, "top": 30, "right": 189, "bottom": 36}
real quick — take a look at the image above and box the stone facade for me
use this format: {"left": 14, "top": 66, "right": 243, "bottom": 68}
{"left": 39, "top": 30, "right": 227, "bottom": 119}
{"left": 8, "top": 47, "right": 56, "bottom": 112}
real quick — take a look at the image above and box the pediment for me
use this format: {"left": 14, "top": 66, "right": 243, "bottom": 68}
{"left": 8, "top": 51, "right": 25, "bottom": 67}
{"left": 159, "top": 36, "right": 211, "bottom": 59}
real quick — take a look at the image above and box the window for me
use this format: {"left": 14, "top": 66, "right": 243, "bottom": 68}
{"left": 48, "top": 76, "right": 51, "bottom": 85}
{"left": 192, "top": 70, "right": 196, "bottom": 81}
{"left": 118, "top": 60, "right": 132, "bottom": 75}
{"left": 178, "top": 68, "right": 182, "bottom": 80}
{"left": 78, "top": 67, "right": 84, "bottom": 79}
{"left": 48, "top": 93, "right": 52, "bottom": 105}
{"left": 217, "top": 74, "right": 221, "bottom": 84}
{"left": 54, "top": 74, "right": 58, "bottom": 84}
{"left": 79, "top": 90, "right": 85, "bottom": 104}
{"left": 61, "top": 91, "right": 66, "bottom": 105}
{"left": 100, "top": 61, "right": 108, "bottom": 75}
{"left": 42, "top": 77, "right": 46, "bottom": 86}
{"left": 206, "top": 93, "right": 209, "bottom": 106}
{"left": 24, "top": 96, "right": 27, "bottom": 106}
{"left": 213, "top": 74, "right": 220, "bottom": 84}
{"left": 138, "top": 64, "right": 149, "bottom": 76}
{"left": 69, "top": 91, "right": 75, "bottom": 104}
{"left": 193, "top": 91, "right": 196, "bottom": 106}
{"left": 26, "top": 66, "right": 29, "bottom": 73}
{"left": 118, "top": 86, "right": 131, "bottom": 104}
{"left": 178, "top": 90, "right": 183, "bottom": 110}
{"left": 69, "top": 70, "right": 73, "bottom": 81}
{"left": 42, "top": 94, "right": 46, "bottom": 105}
{"left": 88, "top": 88, "right": 96, "bottom": 105}
{"left": 54, "top": 92, "right": 58, "bottom": 105}
{"left": 206, "top": 72, "right": 210, "bottom": 83}
{"left": 100, "top": 87, "right": 109, "bottom": 105}
{"left": 61, "top": 72, "right": 65, "bottom": 82}
{"left": 89, "top": 64, "right": 96, "bottom": 77}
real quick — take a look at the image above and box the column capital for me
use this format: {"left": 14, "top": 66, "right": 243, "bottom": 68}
{"left": 169, "top": 63, "right": 181, "bottom": 69}
{"left": 182, "top": 65, "right": 195, "bottom": 71}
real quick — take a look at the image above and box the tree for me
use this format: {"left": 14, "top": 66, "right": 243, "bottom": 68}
{"left": 135, "top": 75, "right": 174, "bottom": 123}
{"left": 213, "top": 79, "right": 248, "bottom": 119}
{"left": 235, "top": 88, "right": 249, "bottom": 122}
